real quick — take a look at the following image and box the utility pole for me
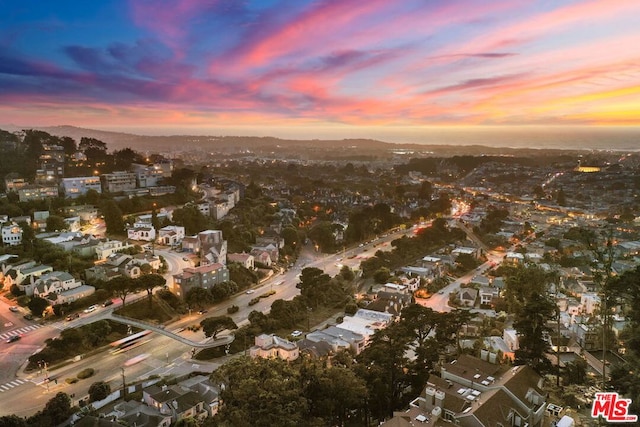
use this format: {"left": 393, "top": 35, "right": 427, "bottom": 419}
{"left": 121, "top": 367, "right": 126, "bottom": 399}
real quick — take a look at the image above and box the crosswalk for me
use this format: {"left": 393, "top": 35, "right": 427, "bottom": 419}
{"left": 0, "top": 379, "right": 27, "bottom": 392}
{"left": 0, "top": 324, "right": 42, "bottom": 341}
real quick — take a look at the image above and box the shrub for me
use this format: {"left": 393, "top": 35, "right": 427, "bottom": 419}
{"left": 227, "top": 305, "right": 239, "bottom": 314}
{"left": 77, "top": 368, "right": 95, "bottom": 379}
{"left": 65, "top": 378, "right": 79, "bottom": 384}
{"left": 248, "top": 298, "right": 260, "bottom": 306}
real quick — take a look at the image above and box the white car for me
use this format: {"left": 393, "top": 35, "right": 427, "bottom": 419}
{"left": 84, "top": 305, "right": 98, "bottom": 313}
{"left": 290, "top": 330, "right": 303, "bottom": 338}
{"left": 245, "top": 290, "right": 255, "bottom": 294}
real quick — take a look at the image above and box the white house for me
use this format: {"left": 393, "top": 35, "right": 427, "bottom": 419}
{"left": 1, "top": 223, "right": 23, "bottom": 246}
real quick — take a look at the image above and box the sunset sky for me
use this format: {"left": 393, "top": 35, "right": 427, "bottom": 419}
{"left": 1, "top": 0, "right": 640, "bottom": 139}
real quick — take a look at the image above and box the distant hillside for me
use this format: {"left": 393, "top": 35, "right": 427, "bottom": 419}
{"left": 0, "top": 124, "right": 581, "bottom": 157}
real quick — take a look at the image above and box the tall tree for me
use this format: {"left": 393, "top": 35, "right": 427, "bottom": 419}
{"left": 28, "top": 297, "right": 50, "bottom": 317}
{"left": 100, "top": 200, "right": 124, "bottom": 235}
{"left": 356, "top": 322, "right": 412, "bottom": 420}
{"left": 201, "top": 316, "right": 237, "bottom": 340}
{"left": 513, "top": 291, "right": 556, "bottom": 373}
{"left": 107, "top": 276, "right": 136, "bottom": 307}
{"left": 212, "top": 357, "right": 308, "bottom": 427}
{"left": 135, "top": 274, "right": 166, "bottom": 302}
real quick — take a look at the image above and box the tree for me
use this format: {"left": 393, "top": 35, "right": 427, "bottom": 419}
{"left": 373, "top": 267, "right": 391, "bottom": 284}
{"left": 100, "top": 200, "right": 124, "bottom": 234}
{"left": 185, "top": 287, "right": 212, "bottom": 309}
{"left": 418, "top": 181, "right": 433, "bottom": 200}
{"left": 88, "top": 381, "right": 111, "bottom": 402}
{"left": 135, "top": 274, "right": 166, "bottom": 301}
{"left": 172, "top": 205, "right": 209, "bottom": 235}
{"left": 513, "top": 291, "right": 556, "bottom": 374}
{"left": 296, "top": 267, "right": 331, "bottom": 308}
{"left": 45, "top": 215, "right": 67, "bottom": 232}
{"left": 28, "top": 297, "right": 49, "bottom": 317}
{"left": 0, "top": 415, "right": 27, "bottom": 427}
{"left": 455, "top": 253, "right": 479, "bottom": 271}
{"left": 356, "top": 322, "right": 412, "bottom": 420}
{"left": 339, "top": 265, "right": 355, "bottom": 281}
{"left": 201, "top": 316, "right": 237, "bottom": 340}
{"left": 107, "top": 276, "right": 136, "bottom": 307}
{"left": 556, "top": 188, "right": 566, "bottom": 206}
{"left": 213, "top": 357, "right": 309, "bottom": 427}
{"left": 28, "top": 392, "right": 73, "bottom": 426}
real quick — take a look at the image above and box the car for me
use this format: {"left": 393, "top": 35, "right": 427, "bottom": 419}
{"left": 245, "top": 290, "right": 255, "bottom": 294}
{"left": 198, "top": 309, "right": 208, "bottom": 314}
{"left": 102, "top": 300, "right": 114, "bottom": 307}
{"left": 66, "top": 313, "right": 80, "bottom": 321}
{"left": 84, "top": 305, "right": 98, "bottom": 313}
{"left": 9, "top": 306, "right": 19, "bottom": 312}
{"left": 290, "top": 330, "right": 303, "bottom": 338}
{"left": 23, "top": 314, "right": 34, "bottom": 320}
{"left": 6, "top": 335, "right": 21, "bottom": 343}
{"left": 438, "top": 290, "right": 445, "bottom": 294}
{"left": 183, "top": 257, "right": 190, "bottom": 262}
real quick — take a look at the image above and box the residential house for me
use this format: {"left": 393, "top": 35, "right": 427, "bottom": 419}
{"left": 250, "top": 249, "right": 272, "bottom": 267}
{"left": 101, "top": 171, "right": 137, "bottom": 193}
{"left": 158, "top": 225, "right": 185, "bottom": 246}
{"left": 94, "top": 239, "right": 134, "bottom": 260}
{"left": 479, "top": 286, "right": 499, "bottom": 307}
{"left": 367, "top": 291, "right": 413, "bottom": 316}
{"left": 85, "top": 253, "right": 142, "bottom": 282}
{"left": 451, "top": 247, "right": 481, "bottom": 260}
{"left": 61, "top": 205, "right": 98, "bottom": 222}
{"left": 172, "top": 263, "right": 230, "bottom": 299}
{"left": 1, "top": 222, "right": 23, "bottom": 246}
{"left": 421, "top": 255, "right": 446, "bottom": 278}
{"left": 306, "top": 326, "right": 366, "bottom": 355}
{"left": 6, "top": 263, "right": 54, "bottom": 293}
{"left": 227, "top": 253, "right": 254, "bottom": 269}
{"left": 61, "top": 176, "right": 102, "bottom": 199}
{"left": 64, "top": 216, "right": 81, "bottom": 232}
{"left": 297, "top": 339, "right": 334, "bottom": 359}
{"left": 504, "top": 252, "right": 525, "bottom": 265}
{"left": 580, "top": 292, "right": 600, "bottom": 315}
{"left": 112, "top": 401, "right": 171, "bottom": 427}
{"left": 17, "top": 184, "right": 58, "bottom": 202}
{"left": 127, "top": 225, "right": 156, "bottom": 242}
{"left": 32, "top": 211, "right": 49, "bottom": 232}
{"left": 198, "top": 230, "right": 227, "bottom": 265}
{"left": 411, "top": 354, "right": 547, "bottom": 427}
{"left": 177, "top": 375, "right": 220, "bottom": 417}
{"left": 250, "top": 334, "right": 299, "bottom": 361}
{"left": 32, "top": 271, "right": 95, "bottom": 305}
{"left": 458, "top": 288, "right": 478, "bottom": 307}
{"left": 143, "top": 385, "right": 208, "bottom": 424}
{"left": 132, "top": 253, "right": 162, "bottom": 271}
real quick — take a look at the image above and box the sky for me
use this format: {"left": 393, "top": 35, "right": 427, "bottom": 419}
{"left": 1, "top": 0, "right": 640, "bottom": 141}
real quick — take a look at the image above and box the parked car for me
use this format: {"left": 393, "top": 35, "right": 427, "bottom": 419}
{"left": 102, "top": 300, "right": 114, "bottom": 307}
{"left": 198, "top": 309, "right": 208, "bottom": 314}
{"left": 183, "top": 257, "right": 190, "bottom": 262}
{"left": 23, "top": 314, "right": 34, "bottom": 320}
{"left": 9, "top": 306, "right": 19, "bottom": 312}
{"left": 66, "top": 313, "right": 80, "bottom": 321}
{"left": 290, "top": 330, "right": 303, "bottom": 338}
{"left": 6, "top": 335, "right": 21, "bottom": 343}
{"left": 84, "top": 305, "right": 98, "bottom": 313}
{"left": 245, "top": 289, "right": 255, "bottom": 294}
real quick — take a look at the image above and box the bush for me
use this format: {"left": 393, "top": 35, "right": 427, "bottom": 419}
{"left": 227, "top": 305, "right": 239, "bottom": 314}
{"left": 65, "top": 378, "right": 79, "bottom": 384}
{"left": 248, "top": 298, "right": 260, "bottom": 306}
{"left": 77, "top": 368, "right": 95, "bottom": 379}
